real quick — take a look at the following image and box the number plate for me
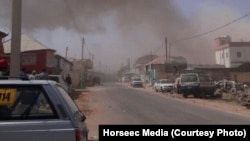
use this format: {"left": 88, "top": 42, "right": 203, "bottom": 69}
{"left": 0, "top": 89, "right": 16, "bottom": 105}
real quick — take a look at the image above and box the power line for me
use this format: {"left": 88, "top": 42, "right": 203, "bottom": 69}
{"left": 153, "top": 12, "right": 250, "bottom": 55}
{"left": 173, "top": 12, "right": 250, "bottom": 43}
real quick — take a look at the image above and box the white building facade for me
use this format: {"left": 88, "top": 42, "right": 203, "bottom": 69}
{"left": 214, "top": 35, "right": 250, "bottom": 68}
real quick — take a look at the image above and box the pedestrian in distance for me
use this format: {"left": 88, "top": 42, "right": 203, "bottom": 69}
{"left": 38, "top": 68, "right": 49, "bottom": 80}
{"left": 19, "top": 67, "right": 29, "bottom": 80}
{"left": 29, "top": 70, "right": 38, "bottom": 80}
{"left": 65, "top": 74, "right": 73, "bottom": 95}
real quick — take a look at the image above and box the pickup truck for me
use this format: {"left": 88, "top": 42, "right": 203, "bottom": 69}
{"left": 179, "top": 73, "right": 215, "bottom": 98}
{"left": 0, "top": 79, "right": 89, "bottom": 141}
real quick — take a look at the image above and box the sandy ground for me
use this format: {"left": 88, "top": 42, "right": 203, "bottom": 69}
{"left": 75, "top": 84, "right": 250, "bottom": 140}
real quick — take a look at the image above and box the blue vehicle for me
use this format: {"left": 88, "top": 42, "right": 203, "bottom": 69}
{"left": 179, "top": 73, "right": 215, "bottom": 98}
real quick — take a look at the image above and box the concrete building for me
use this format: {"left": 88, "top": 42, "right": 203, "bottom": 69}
{"left": 214, "top": 35, "right": 250, "bottom": 68}
{"left": 2, "top": 34, "right": 73, "bottom": 75}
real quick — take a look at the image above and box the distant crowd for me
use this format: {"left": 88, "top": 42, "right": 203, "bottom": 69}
{"left": 19, "top": 67, "right": 49, "bottom": 80}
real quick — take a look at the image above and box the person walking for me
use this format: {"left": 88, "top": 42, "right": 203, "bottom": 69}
{"left": 29, "top": 70, "right": 37, "bottom": 80}
{"left": 38, "top": 68, "right": 49, "bottom": 80}
{"left": 65, "top": 74, "right": 72, "bottom": 95}
{"left": 19, "top": 67, "right": 29, "bottom": 80}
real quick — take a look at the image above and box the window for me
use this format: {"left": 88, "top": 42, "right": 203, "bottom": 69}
{"left": 0, "top": 85, "right": 58, "bottom": 120}
{"left": 199, "top": 74, "right": 211, "bottom": 82}
{"left": 56, "top": 85, "right": 85, "bottom": 120}
{"left": 237, "top": 52, "right": 242, "bottom": 58}
{"left": 181, "top": 74, "right": 198, "bottom": 82}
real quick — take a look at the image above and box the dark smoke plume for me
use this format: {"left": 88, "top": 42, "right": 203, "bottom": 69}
{"left": 0, "top": 0, "right": 219, "bottom": 68}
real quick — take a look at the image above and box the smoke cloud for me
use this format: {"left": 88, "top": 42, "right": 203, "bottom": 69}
{"left": 0, "top": 0, "right": 249, "bottom": 72}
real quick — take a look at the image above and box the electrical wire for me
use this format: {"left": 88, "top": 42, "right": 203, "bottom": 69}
{"left": 173, "top": 12, "right": 250, "bottom": 43}
{"left": 153, "top": 12, "right": 250, "bottom": 55}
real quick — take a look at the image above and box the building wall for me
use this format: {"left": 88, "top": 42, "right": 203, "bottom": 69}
{"left": 53, "top": 55, "right": 73, "bottom": 79}
{"left": 230, "top": 72, "right": 250, "bottom": 84}
{"left": 215, "top": 46, "right": 250, "bottom": 68}
{"left": 230, "top": 46, "right": 250, "bottom": 65}
{"left": 20, "top": 50, "right": 50, "bottom": 73}
{"left": 215, "top": 36, "right": 250, "bottom": 68}
{"left": 215, "top": 49, "right": 229, "bottom": 67}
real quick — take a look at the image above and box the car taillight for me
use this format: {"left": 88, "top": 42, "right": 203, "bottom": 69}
{"left": 75, "top": 128, "right": 82, "bottom": 141}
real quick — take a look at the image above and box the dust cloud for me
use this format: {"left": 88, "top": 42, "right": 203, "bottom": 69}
{"left": 0, "top": 0, "right": 248, "bottom": 72}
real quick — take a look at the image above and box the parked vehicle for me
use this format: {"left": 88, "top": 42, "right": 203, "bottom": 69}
{"left": 0, "top": 79, "right": 89, "bottom": 141}
{"left": 179, "top": 73, "right": 215, "bottom": 98}
{"left": 130, "top": 77, "right": 144, "bottom": 87}
{"left": 214, "top": 79, "right": 244, "bottom": 93}
{"left": 153, "top": 79, "right": 174, "bottom": 93}
{"left": 173, "top": 77, "right": 181, "bottom": 94}
{"left": 48, "top": 74, "right": 71, "bottom": 92}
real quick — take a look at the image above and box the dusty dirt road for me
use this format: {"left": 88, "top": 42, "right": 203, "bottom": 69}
{"left": 75, "top": 83, "right": 250, "bottom": 140}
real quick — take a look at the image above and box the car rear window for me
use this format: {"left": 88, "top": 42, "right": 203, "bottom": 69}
{"left": 199, "top": 74, "right": 212, "bottom": 82}
{"left": 161, "top": 80, "right": 172, "bottom": 83}
{"left": 133, "top": 78, "right": 141, "bottom": 81}
{"left": 0, "top": 85, "right": 59, "bottom": 120}
{"left": 181, "top": 74, "right": 198, "bottom": 82}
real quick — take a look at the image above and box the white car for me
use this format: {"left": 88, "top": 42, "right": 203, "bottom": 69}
{"left": 154, "top": 79, "right": 174, "bottom": 93}
{"left": 130, "top": 77, "right": 144, "bottom": 87}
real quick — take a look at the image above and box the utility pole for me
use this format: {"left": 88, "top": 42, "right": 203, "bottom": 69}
{"left": 169, "top": 43, "right": 171, "bottom": 60}
{"left": 150, "top": 51, "right": 154, "bottom": 85}
{"left": 81, "top": 37, "right": 85, "bottom": 88}
{"left": 128, "top": 58, "right": 130, "bottom": 75}
{"left": 150, "top": 51, "right": 153, "bottom": 61}
{"left": 10, "top": 0, "right": 22, "bottom": 77}
{"left": 65, "top": 46, "right": 68, "bottom": 58}
{"left": 165, "top": 37, "right": 168, "bottom": 62}
{"left": 165, "top": 37, "right": 168, "bottom": 78}
{"left": 82, "top": 37, "right": 84, "bottom": 61}
{"left": 150, "top": 51, "right": 153, "bottom": 71}
{"left": 92, "top": 54, "right": 94, "bottom": 70}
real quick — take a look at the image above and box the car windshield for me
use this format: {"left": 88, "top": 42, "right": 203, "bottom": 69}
{"left": 181, "top": 74, "right": 198, "bottom": 82}
{"left": 161, "top": 80, "right": 172, "bottom": 83}
{"left": 133, "top": 78, "right": 141, "bottom": 81}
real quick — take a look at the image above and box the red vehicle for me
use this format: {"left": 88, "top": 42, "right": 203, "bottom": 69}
{"left": 0, "top": 59, "right": 9, "bottom": 76}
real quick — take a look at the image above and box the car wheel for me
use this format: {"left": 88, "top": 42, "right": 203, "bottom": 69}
{"left": 161, "top": 87, "right": 164, "bottom": 93}
{"left": 183, "top": 93, "right": 188, "bottom": 98}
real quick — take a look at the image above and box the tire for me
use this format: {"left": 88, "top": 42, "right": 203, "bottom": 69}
{"left": 183, "top": 93, "right": 188, "bottom": 98}
{"left": 199, "top": 93, "right": 206, "bottom": 99}
{"left": 161, "top": 87, "right": 164, "bottom": 93}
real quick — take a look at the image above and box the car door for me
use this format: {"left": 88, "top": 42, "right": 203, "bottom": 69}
{"left": 0, "top": 84, "right": 75, "bottom": 141}
{"left": 56, "top": 85, "right": 89, "bottom": 141}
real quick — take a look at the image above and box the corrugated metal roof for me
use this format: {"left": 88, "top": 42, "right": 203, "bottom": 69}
{"left": 3, "top": 34, "right": 55, "bottom": 53}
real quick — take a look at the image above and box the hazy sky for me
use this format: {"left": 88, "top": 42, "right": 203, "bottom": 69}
{"left": 0, "top": 0, "right": 250, "bottom": 72}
